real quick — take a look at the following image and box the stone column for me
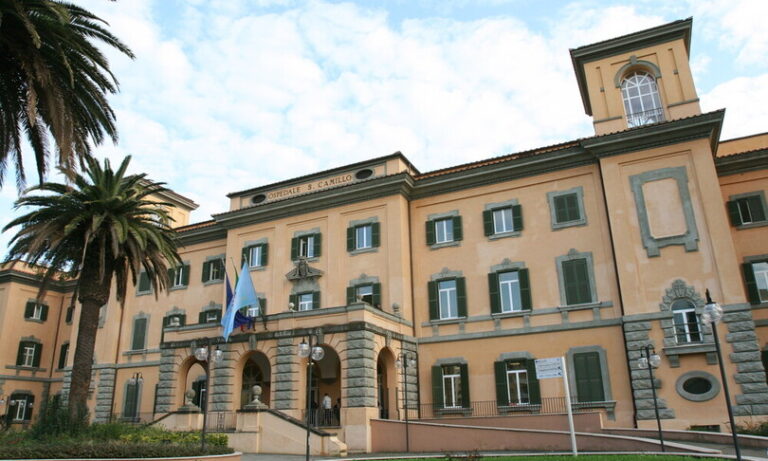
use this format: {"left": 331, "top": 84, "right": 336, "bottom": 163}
{"left": 723, "top": 307, "right": 768, "bottom": 416}
{"left": 623, "top": 319, "right": 675, "bottom": 420}
{"left": 344, "top": 330, "right": 377, "bottom": 453}
{"left": 93, "top": 368, "right": 116, "bottom": 422}
{"left": 156, "top": 348, "right": 178, "bottom": 414}
{"left": 210, "top": 343, "right": 235, "bottom": 412}
{"left": 273, "top": 337, "right": 298, "bottom": 411}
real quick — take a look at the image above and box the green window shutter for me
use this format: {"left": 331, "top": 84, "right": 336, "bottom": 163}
{"left": 24, "top": 301, "right": 34, "bottom": 319}
{"left": 289, "top": 294, "right": 298, "bottom": 310}
{"left": 313, "top": 233, "right": 322, "bottom": 257}
{"left": 258, "top": 298, "right": 267, "bottom": 315}
{"left": 198, "top": 311, "right": 206, "bottom": 323}
{"left": 512, "top": 204, "right": 523, "bottom": 231}
{"left": 428, "top": 281, "right": 439, "bottom": 320}
{"left": 138, "top": 272, "right": 150, "bottom": 291}
{"left": 25, "top": 395, "right": 34, "bottom": 421}
{"left": 518, "top": 269, "right": 532, "bottom": 310}
{"left": 167, "top": 267, "right": 174, "bottom": 283}
{"left": 525, "top": 359, "right": 541, "bottom": 404}
{"left": 456, "top": 277, "right": 467, "bottom": 317}
{"left": 483, "top": 210, "right": 494, "bottom": 236}
{"left": 563, "top": 259, "right": 590, "bottom": 305}
{"left": 347, "top": 227, "right": 355, "bottom": 252}
{"left": 312, "top": 291, "right": 321, "bottom": 309}
{"left": 554, "top": 195, "right": 568, "bottom": 223}
{"left": 372, "top": 283, "right": 382, "bottom": 307}
{"left": 459, "top": 363, "right": 470, "bottom": 408}
{"left": 182, "top": 264, "right": 190, "bottom": 285}
{"left": 488, "top": 272, "right": 501, "bottom": 314}
{"left": 179, "top": 314, "right": 187, "bottom": 326}
{"left": 574, "top": 352, "right": 605, "bottom": 402}
{"left": 216, "top": 259, "right": 225, "bottom": 278}
{"left": 494, "top": 361, "right": 509, "bottom": 406}
{"left": 33, "top": 343, "right": 42, "bottom": 367}
{"left": 201, "top": 261, "right": 210, "bottom": 282}
{"left": 750, "top": 196, "right": 767, "bottom": 222}
{"left": 762, "top": 351, "right": 768, "bottom": 383}
{"left": 261, "top": 244, "right": 269, "bottom": 266}
{"left": 65, "top": 306, "right": 74, "bottom": 323}
{"left": 58, "top": 343, "right": 68, "bottom": 369}
{"left": 16, "top": 342, "right": 25, "bottom": 366}
{"left": 242, "top": 247, "right": 249, "bottom": 267}
{"left": 346, "top": 286, "right": 356, "bottom": 305}
{"left": 162, "top": 316, "right": 170, "bottom": 327}
{"left": 431, "top": 365, "right": 444, "bottom": 408}
{"left": 567, "top": 194, "right": 580, "bottom": 221}
{"left": 425, "top": 220, "right": 436, "bottom": 245}
{"left": 727, "top": 200, "right": 742, "bottom": 226}
{"left": 124, "top": 383, "right": 138, "bottom": 417}
{"left": 743, "top": 263, "right": 761, "bottom": 305}
{"left": 40, "top": 304, "right": 48, "bottom": 321}
{"left": 453, "top": 216, "right": 463, "bottom": 241}
{"left": 132, "top": 318, "right": 147, "bottom": 350}
{"left": 371, "top": 222, "right": 381, "bottom": 247}
{"left": 290, "top": 237, "right": 298, "bottom": 260}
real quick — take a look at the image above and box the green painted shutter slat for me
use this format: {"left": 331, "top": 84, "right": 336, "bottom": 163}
{"left": 290, "top": 238, "right": 298, "bottom": 260}
{"left": 372, "top": 222, "right": 381, "bottom": 247}
{"left": 453, "top": 216, "right": 463, "bottom": 241}
{"left": 727, "top": 200, "right": 742, "bottom": 226}
{"left": 258, "top": 298, "right": 267, "bottom": 316}
{"left": 198, "top": 311, "right": 206, "bottom": 323}
{"left": 124, "top": 383, "right": 138, "bottom": 417}
{"left": 567, "top": 194, "right": 580, "bottom": 221}
{"left": 346, "top": 286, "right": 355, "bottom": 305}
{"left": 66, "top": 306, "right": 74, "bottom": 323}
{"left": 26, "top": 395, "right": 34, "bottom": 421}
{"left": 554, "top": 196, "right": 567, "bottom": 223}
{"left": 372, "top": 283, "right": 382, "bottom": 307}
{"left": 167, "top": 267, "right": 174, "bottom": 284}
{"left": 132, "top": 318, "right": 147, "bottom": 350}
{"left": 518, "top": 269, "right": 532, "bottom": 310}
{"left": 428, "top": 281, "right": 438, "bottom": 320}
{"left": 16, "top": 342, "right": 25, "bottom": 365}
{"left": 33, "top": 343, "right": 41, "bottom": 367}
{"left": 58, "top": 344, "right": 68, "bottom": 369}
{"left": 163, "top": 316, "right": 170, "bottom": 327}
{"left": 563, "top": 259, "right": 589, "bottom": 305}
{"left": 182, "top": 264, "right": 190, "bottom": 285}
{"left": 431, "top": 366, "right": 444, "bottom": 409}
{"left": 261, "top": 244, "right": 269, "bottom": 266}
{"left": 483, "top": 210, "right": 494, "bottom": 236}
{"left": 242, "top": 247, "right": 249, "bottom": 267}
{"left": 40, "top": 304, "right": 48, "bottom": 321}
{"left": 512, "top": 204, "right": 523, "bottom": 231}
{"left": 426, "top": 220, "right": 436, "bottom": 245}
{"left": 24, "top": 301, "right": 34, "bottom": 319}
{"left": 217, "top": 259, "right": 225, "bottom": 278}
{"left": 494, "top": 361, "right": 508, "bottom": 406}
{"left": 201, "top": 262, "right": 209, "bottom": 282}
{"left": 347, "top": 227, "right": 355, "bottom": 252}
{"left": 526, "top": 359, "right": 541, "bottom": 404}
{"left": 750, "top": 196, "right": 767, "bottom": 222}
{"left": 459, "top": 363, "right": 469, "bottom": 408}
{"left": 313, "top": 233, "right": 322, "bottom": 257}
{"left": 574, "top": 352, "right": 604, "bottom": 402}
{"left": 743, "top": 263, "right": 761, "bottom": 305}
{"left": 456, "top": 277, "right": 467, "bottom": 317}
{"left": 313, "top": 291, "right": 321, "bottom": 309}
{"left": 179, "top": 314, "right": 187, "bottom": 326}
{"left": 139, "top": 272, "right": 150, "bottom": 291}
{"left": 488, "top": 272, "right": 500, "bottom": 314}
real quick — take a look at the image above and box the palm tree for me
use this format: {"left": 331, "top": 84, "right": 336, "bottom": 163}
{"left": 4, "top": 155, "right": 181, "bottom": 420}
{"left": 0, "top": 0, "right": 134, "bottom": 189}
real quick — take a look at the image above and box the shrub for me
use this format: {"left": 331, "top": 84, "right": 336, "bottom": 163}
{"left": 29, "top": 396, "right": 89, "bottom": 440}
{"left": 119, "top": 427, "right": 228, "bottom": 446}
{"left": 736, "top": 419, "right": 768, "bottom": 436}
{"left": 0, "top": 441, "right": 232, "bottom": 459}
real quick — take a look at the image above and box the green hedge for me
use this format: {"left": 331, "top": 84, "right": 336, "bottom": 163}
{"left": 0, "top": 441, "right": 233, "bottom": 459}
{"left": 120, "top": 429, "right": 228, "bottom": 446}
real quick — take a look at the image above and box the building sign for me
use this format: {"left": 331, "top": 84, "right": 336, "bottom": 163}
{"left": 535, "top": 357, "right": 564, "bottom": 379}
{"left": 265, "top": 173, "right": 355, "bottom": 202}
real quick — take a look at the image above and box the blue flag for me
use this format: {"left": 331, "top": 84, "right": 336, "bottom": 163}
{"left": 221, "top": 263, "right": 260, "bottom": 341}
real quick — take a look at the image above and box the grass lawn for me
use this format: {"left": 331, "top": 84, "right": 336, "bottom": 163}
{"left": 401, "top": 456, "right": 726, "bottom": 461}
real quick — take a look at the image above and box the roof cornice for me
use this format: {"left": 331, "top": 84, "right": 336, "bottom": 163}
{"left": 0, "top": 269, "right": 76, "bottom": 293}
{"left": 715, "top": 148, "right": 768, "bottom": 177}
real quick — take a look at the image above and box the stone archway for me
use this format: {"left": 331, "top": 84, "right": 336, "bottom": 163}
{"left": 185, "top": 362, "right": 207, "bottom": 411}
{"left": 304, "top": 344, "right": 341, "bottom": 427}
{"left": 240, "top": 351, "right": 271, "bottom": 408}
{"left": 376, "top": 347, "right": 397, "bottom": 419}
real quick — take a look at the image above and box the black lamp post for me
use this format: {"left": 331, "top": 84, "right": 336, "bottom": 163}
{"left": 297, "top": 333, "right": 324, "bottom": 461}
{"left": 194, "top": 339, "right": 223, "bottom": 450}
{"left": 702, "top": 289, "right": 742, "bottom": 461}
{"left": 637, "top": 345, "right": 664, "bottom": 451}
{"left": 396, "top": 351, "right": 417, "bottom": 452}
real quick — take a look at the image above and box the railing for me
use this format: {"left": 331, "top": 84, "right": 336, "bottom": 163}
{"left": 299, "top": 408, "right": 341, "bottom": 427}
{"left": 417, "top": 398, "right": 612, "bottom": 419}
{"left": 205, "top": 411, "right": 237, "bottom": 432}
{"left": 626, "top": 107, "right": 664, "bottom": 128}
{"left": 109, "top": 412, "right": 157, "bottom": 424}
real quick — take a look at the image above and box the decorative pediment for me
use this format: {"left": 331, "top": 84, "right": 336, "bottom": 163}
{"left": 285, "top": 257, "right": 324, "bottom": 281}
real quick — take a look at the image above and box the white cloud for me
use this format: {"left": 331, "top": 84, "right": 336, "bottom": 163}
{"left": 701, "top": 73, "right": 768, "bottom": 140}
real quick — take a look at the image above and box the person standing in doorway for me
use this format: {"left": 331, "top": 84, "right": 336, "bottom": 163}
{"left": 322, "top": 393, "right": 332, "bottom": 425}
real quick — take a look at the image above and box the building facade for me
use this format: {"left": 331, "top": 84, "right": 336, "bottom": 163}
{"left": 2, "top": 18, "right": 768, "bottom": 452}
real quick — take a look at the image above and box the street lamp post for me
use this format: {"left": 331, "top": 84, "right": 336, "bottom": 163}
{"left": 396, "top": 352, "right": 417, "bottom": 452}
{"left": 637, "top": 345, "right": 664, "bottom": 451}
{"left": 702, "top": 289, "right": 742, "bottom": 461}
{"left": 194, "top": 340, "right": 223, "bottom": 450}
{"left": 297, "top": 333, "right": 325, "bottom": 461}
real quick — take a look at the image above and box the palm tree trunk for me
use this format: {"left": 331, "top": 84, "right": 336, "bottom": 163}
{"left": 68, "top": 257, "right": 113, "bottom": 422}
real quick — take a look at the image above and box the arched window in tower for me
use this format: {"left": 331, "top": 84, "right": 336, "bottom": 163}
{"left": 672, "top": 299, "right": 702, "bottom": 344}
{"left": 620, "top": 71, "right": 664, "bottom": 127}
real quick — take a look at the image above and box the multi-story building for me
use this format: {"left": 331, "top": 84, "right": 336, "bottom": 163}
{"left": 2, "top": 17, "right": 768, "bottom": 453}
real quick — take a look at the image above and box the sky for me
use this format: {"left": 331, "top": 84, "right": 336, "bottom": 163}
{"left": 2, "top": 0, "right": 768, "bottom": 248}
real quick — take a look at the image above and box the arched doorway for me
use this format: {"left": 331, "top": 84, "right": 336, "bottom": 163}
{"left": 185, "top": 362, "right": 207, "bottom": 411}
{"left": 304, "top": 345, "right": 341, "bottom": 427}
{"left": 241, "top": 352, "right": 271, "bottom": 408}
{"left": 376, "top": 348, "right": 397, "bottom": 419}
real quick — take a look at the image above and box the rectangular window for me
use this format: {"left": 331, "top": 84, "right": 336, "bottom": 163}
{"left": 11, "top": 395, "right": 33, "bottom": 421}
{"left": 65, "top": 306, "right": 74, "bottom": 324}
{"left": 442, "top": 365, "right": 463, "bottom": 408}
{"left": 202, "top": 258, "right": 224, "bottom": 283}
{"left": 131, "top": 317, "right": 148, "bottom": 350}
{"left": 300, "top": 235, "right": 315, "bottom": 258}
{"left": 505, "top": 361, "right": 530, "bottom": 404}
{"left": 22, "top": 344, "right": 36, "bottom": 367}
{"left": 298, "top": 293, "right": 314, "bottom": 311}
{"left": 438, "top": 280, "right": 458, "bottom": 319}
{"left": 137, "top": 272, "right": 151, "bottom": 293}
{"left": 243, "top": 243, "right": 269, "bottom": 268}
{"left": 674, "top": 307, "right": 702, "bottom": 344}
{"left": 728, "top": 194, "right": 767, "bottom": 226}
{"left": 493, "top": 208, "right": 514, "bottom": 234}
{"left": 356, "top": 284, "right": 373, "bottom": 304}
{"left": 170, "top": 264, "right": 189, "bottom": 288}
{"left": 435, "top": 218, "right": 454, "bottom": 244}
{"left": 561, "top": 258, "right": 593, "bottom": 305}
{"left": 489, "top": 269, "right": 532, "bottom": 313}
{"left": 200, "top": 310, "right": 221, "bottom": 323}
{"left": 573, "top": 352, "right": 605, "bottom": 402}
{"left": 164, "top": 314, "right": 184, "bottom": 328}
{"left": 356, "top": 225, "right": 372, "bottom": 250}
{"left": 554, "top": 193, "right": 581, "bottom": 224}
{"left": 58, "top": 343, "right": 69, "bottom": 369}
{"left": 124, "top": 382, "right": 139, "bottom": 419}
{"left": 24, "top": 301, "right": 48, "bottom": 321}
{"left": 755, "top": 262, "right": 768, "bottom": 303}
{"left": 499, "top": 272, "right": 522, "bottom": 312}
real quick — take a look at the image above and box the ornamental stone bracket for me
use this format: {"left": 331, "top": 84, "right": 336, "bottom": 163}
{"left": 285, "top": 258, "right": 324, "bottom": 281}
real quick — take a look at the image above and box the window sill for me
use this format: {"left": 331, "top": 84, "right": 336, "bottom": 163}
{"left": 663, "top": 342, "right": 717, "bottom": 368}
{"left": 292, "top": 257, "right": 319, "bottom": 263}
{"left": 136, "top": 290, "right": 153, "bottom": 297}
{"left": 429, "top": 241, "right": 460, "bottom": 250}
{"left": 349, "top": 247, "right": 379, "bottom": 256}
{"left": 249, "top": 265, "right": 267, "bottom": 272}
{"left": 435, "top": 407, "right": 472, "bottom": 416}
{"left": 735, "top": 221, "right": 768, "bottom": 230}
{"left": 488, "top": 230, "right": 522, "bottom": 240}
{"left": 5, "top": 365, "right": 46, "bottom": 372}
{"left": 169, "top": 285, "right": 188, "bottom": 292}
{"left": 558, "top": 301, "right": 601, "bottom": 311}
{"left": 491, "top": 310, "right": 531, "bottom": 319}
{"left": 203, "top": 279, "right": 224, "bottom": 286}
{"left": 551, "top": 219, "right": 587, "bottom": 230}
{"left": 23, "top": 318, "right": 44, "bottom": 323}
{"left": 498, "top": 404, "right": 540, "bottom": 414}
{"left": 427, "top": 317, "right": 466, "bottom": 326}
